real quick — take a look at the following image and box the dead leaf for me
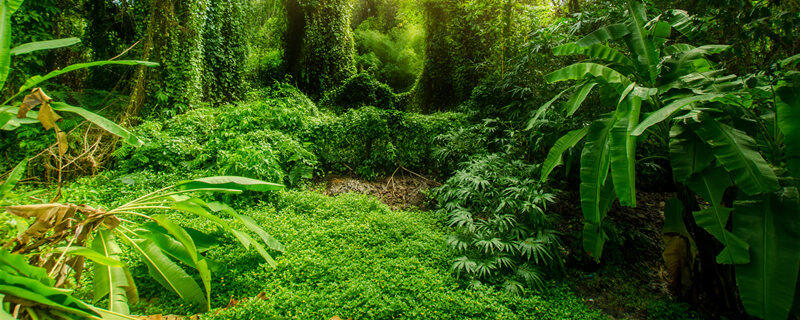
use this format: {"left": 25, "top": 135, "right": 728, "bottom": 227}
{"left": 662, "top": 234, "right": 692, "bottom": 297}
{"left": 56, "top": 127, "right": 68, "bottom": 155}
{"left": 37, "top": 102, "right": 62, "bottom": 131}
{"left": 17, "top": 88, "right": 51, "bottom": 118}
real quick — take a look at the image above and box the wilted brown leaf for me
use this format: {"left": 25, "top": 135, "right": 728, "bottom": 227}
{"left": 17, "top": 88, "right": 51, "bottom": 118}
{"left": 37, "top": 102, "right": 62, "bottom": 131}
{"left": 662, "top": 234, "right": 692, "bottom": 297}
{"left": 56, "top": 127, "right": 68, "bottom": 155}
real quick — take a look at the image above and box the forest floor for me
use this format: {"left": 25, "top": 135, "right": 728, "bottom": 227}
{"left": 43, "top": 87, "right": 702, "bottom": 319}
{"left": 315, "top": 176, "right": 698, "bottom": 320}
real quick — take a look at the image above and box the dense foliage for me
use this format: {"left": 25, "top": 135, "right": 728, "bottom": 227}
{"left": 2, "top": 0, "right": 798, "bottom": 319}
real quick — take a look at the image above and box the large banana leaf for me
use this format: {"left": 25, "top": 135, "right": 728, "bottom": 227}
{"left": 609, "top": 89, "right": 642, "bottom": 206}
{"left": 686, "top": 166, "right": 748, "bottom": 264}
{"left": 91, "top": 230, "right": 135, "bottom": 314}
{"left": 576, "top": 23, "right": 631, "bottom": 47}
{"left": 51, "top": 102, "right": 143, "bottom": 147}
{"left": 0, "top": 0, "right": 24, "bottom": 90}
{"left": 0, "top": 158, "right": 25, "bottom": 199}
{"left": 624, "top": 1, "right": 659, "bottom": 84}
{"left": 0, "top": 249, "right": 100, "bottom": 319}
{"left": 546, "top": 63, "right": 631, "bottom": 93}
{"left": 777, "top": 87, "right": 800, "bottom": 177}
{"left": 528, "top": 85, "right": 573, "bottom": 126}
{"left": 177, "top": 176, "right": 284, "bottom": 192}
{"left": 669, "top": 125, "right": 714, "bottom": 182}
{"left": 10, "top": 38, "right": 80, "bottom": 56}
{"left": 540, "top": 127, "right": 589, "bottom": 181}
{"left": 564, "top": 83, "right": 598, "bottom": 116}
{"left": 666, "top": 10, "right": 698, "bottom": 39}
{"left": 552, "top": 43, "right": 634, "bottom": 67}
{"left": 691, "top": 119, "right": 779, "bottom": 195}
{"left": 172, "top": 198, "right": 281, "bottom": 265}
{"left": 115, "top": 233, "right": 206, "bottom": 307}
{"left": 18, "top": 60, "right": 158, "bottom": 93}
{"left": 151, "top": 215, "right": 211, "bottom": 311}
{"left": 734, "top": 187, "right": 800, "bottom": 320}
{"left": 580, "top": 117, "right": 616, "bottom": 259}
{"left": 632, "top": 93, "right": 723, "bottom": 136}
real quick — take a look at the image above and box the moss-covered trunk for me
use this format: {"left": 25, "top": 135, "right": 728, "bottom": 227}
{"left": 202, "top": 0, "right": 247, "bottom": 105}
{"left": 126, "top": 0, "right": 207, "bottom": 119}
{"left": 413, "top": 0, "right": 455, "bottom": 113}
{"left": 284, "top": 0, "right": 356, "bottom": 97}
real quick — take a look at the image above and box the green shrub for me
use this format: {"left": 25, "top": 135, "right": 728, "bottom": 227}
{"left": 434, "top": 154, "right": 562, "bottom": 292}
{"left": 115, "top": 84, "right": 464, "bottom": 182}
{"left": 319, "top": 73, "right": 400, "bottom": 111}
{"left": 114, "top": 94, "right": 319, "bottom": 185}
{"left": 305, "top": 106, "right": 467, "bottom": 179}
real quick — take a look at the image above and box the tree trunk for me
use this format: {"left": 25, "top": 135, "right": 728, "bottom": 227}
{"left": 125, "top": 0, "right": 207, "bottom": 120}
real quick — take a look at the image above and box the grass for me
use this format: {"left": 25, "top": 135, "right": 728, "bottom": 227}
{"left": 65, "top": 171, "right": 609, "bottom": 319}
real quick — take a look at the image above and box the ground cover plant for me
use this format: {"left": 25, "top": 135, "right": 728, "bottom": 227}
{"left": 1, "top": 0, "right": 798, "bottom": 319}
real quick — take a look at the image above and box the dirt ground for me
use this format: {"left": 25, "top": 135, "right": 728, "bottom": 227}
{"left": 317, "top": 170, "right": 440, "bottom": 211}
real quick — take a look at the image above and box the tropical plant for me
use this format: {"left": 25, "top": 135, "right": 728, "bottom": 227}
{"left": 435, "top": 154, "right": 560, "bottom": 292}
{"left": 2, "top": 176, "right": 284, "bottom": 318}
{"left": 0, "top": 1, "right": 285, "bottom": 318}
{"left": 536, "top": 0, "right": 800, "bottom": 318}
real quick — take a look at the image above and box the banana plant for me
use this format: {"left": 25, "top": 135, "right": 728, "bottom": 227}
{"left": 3, "top": 176, "right": 285, "bottom": 318}
{"left": 536, "top": 1, "right": 800, "bottom": 318}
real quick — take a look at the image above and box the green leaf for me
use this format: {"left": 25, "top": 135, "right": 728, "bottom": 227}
{"left": 552, "top": 43, "right": 634, "bottom": 67}
{"left": 650, "top": 21, "right": 671, "bottom": 48}
{"left": 0, "top": 294, "right": 13, "bottom": 320}
{"left": 231, "top": 230, "right": 276, "bottom": 266}
{"left": 0, "top": 158, "right": 26, "bottom": 199}
{"left": 540, "top": 127, "right": 589, "bottom": 181}
{"left": 115, "top": 233, "right": 205, "bottom": 307}
{"left": 51, "top": 102, "right": 143, "bottom": 147}
{"left": 691, "top": 118, "right": 780, "bottom": 195}
{"left": 777, "top": 87, "right": 800, "bottom": 177}
{"left": 528, "top": 85, "right": 572, "bottom": 127}
{"left": 18, "top": 60, "right": 158, "bottom": 93}
{"left": 9, "top": 38, "right": 80, "bottom": 56}
{"left": 151, "top": 215, "right": 211, "bottom": 311}
{"left": 177, "top": 176, "right": 283, "bottom": 193}
{"left": 545, "top": 63, "right": 631, "bottom": 93}
{"left": 632, "top": 93, "right": 723, "bottom": 136}
{"left": 666, "top": 9, "right": 697, "bottom": 39}
{"left": 232, "top": 214, "right": 284, "bottom": 252}
{"left": 564, "top": 83, "right": 597, "bottom": 116}
{"left": 0, "top": 249, "right": 99, "bottom": 319}
{"left": 575, "top": 23, "right": 631, "bottom": 47}
{"left": 0, "top": 0, "right": 24, "bottom": 90}
{"left": 90, "top": 231, "right": 134, "bottom": 314}
{"left": 580, "top": 117, "right": 616, "bottom": 259}
{"left": 664, "top": 43, "right": 696, "bottom": 56}
{"left": 686, "top": 166, "right": 748, "bottom": 264}
{"left": 734, "top": 187, "right": 800, "bottom": 320}
{"left": 669, "top": 124, "right": 714, "bottom": 182}
{"left": 624, "top": 1, "right": 659, "bottom": 84}
{"left": 54, "top": 246, "right": 123, "bottom": 267}
{"left": 609, "top": 88, "right": 642, "bottom": 206}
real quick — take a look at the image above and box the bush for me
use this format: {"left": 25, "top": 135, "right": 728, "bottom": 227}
{"left": 114, "top": 84, "right": 464, "bottom": 182}
{"left": 433, "top": 154, "right": 562, "bottom": 292}
{"left": 305, "top": 106, "right": 467, "bottom": 179}
{"left": 114, "top": 89, "right": 320, "bottom": 185}
{"left": 319, "top": 73, "right": 400, "bottom": 111}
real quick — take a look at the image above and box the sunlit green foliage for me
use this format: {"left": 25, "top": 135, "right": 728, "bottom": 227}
{"left": 202, "top": 0, "right": 248, "bottom": 104}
